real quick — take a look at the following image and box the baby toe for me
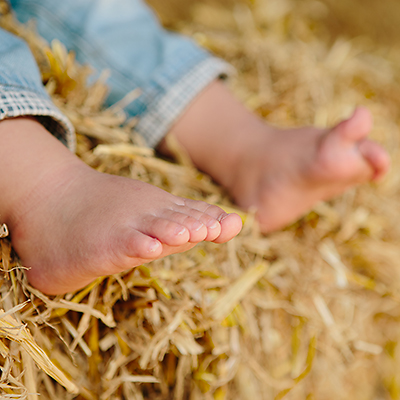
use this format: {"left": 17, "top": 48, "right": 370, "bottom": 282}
{"left": 162, "top": 210, "right": 208, "bottom": 243}
{"left": 358, "top": 139, "right": 390, "bottom": 181}
{"left": 182, "top": 199, "right": 229, "bottom": 220}
{"left": 173, "top": 202, "right": 223, "bottom": 241}
{"left": 334, "top": 107, "right": 372, "bottom": 143}
{"left": 139, "top": 215, "right": 190, "bottom": 246}
{"left": 212, "top": 213, "right": 243, "bottom": 244}
{"left": 118, "top": 227, "right": 163, "bottom": 261}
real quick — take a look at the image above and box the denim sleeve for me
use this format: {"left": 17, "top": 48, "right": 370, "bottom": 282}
{"left": 0, "top": 27, "right": 75, "bottom": 150}
{"left": 10, "top": 0, "right": 233, "bottom": 148}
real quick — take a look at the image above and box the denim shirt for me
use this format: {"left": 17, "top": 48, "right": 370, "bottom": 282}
{"left": 0, "top": 0, "right": 232, "bottom": 149}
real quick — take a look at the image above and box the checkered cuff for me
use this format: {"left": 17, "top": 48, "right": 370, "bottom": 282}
{"left": 134, "top": 57, "right": 235, "bottom": 148}
{"left": 0, "top": 88, "right": 76, "bottom": 151}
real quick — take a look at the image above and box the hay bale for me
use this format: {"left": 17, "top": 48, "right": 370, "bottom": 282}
{"left": 1, "top": 0, "right": 400, "bottom": 399}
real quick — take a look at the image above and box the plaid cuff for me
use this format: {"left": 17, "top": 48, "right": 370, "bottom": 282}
{"left": 0, "top": 88, "right": 76, "bottom": 151}
{"left": 134, "top": 57, "right": 235, "bottom": 148}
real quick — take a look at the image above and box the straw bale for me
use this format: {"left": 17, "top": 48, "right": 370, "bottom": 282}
{"left": 2, "top": 0, "right": 400, "bottom": 399}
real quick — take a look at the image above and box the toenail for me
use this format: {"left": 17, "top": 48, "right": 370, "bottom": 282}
{"left": 192, "top": 220, "right": 204, "bottom": 231}
{"left": 217, "top": 213, "right": 228, "bottom": 222}
{"left": 175, "top": 226, "right": 187, "bottom": 236}
{"left": 149, "top": 240, "right": 161, "bottom": 252}
{"left": 207, "top": 220, "right": 219, "bottom": 229}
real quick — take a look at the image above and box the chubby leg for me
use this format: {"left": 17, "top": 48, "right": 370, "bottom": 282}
{"left": 0, "top": 117, "right": 242, "bottom": 294}
{"left": 159, "top": 80, "right": 390, "bottom": 232}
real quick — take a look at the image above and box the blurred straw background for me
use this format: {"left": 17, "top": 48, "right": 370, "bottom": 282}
{"left": 2, "top": 0, "right": 400, "bottom": 399}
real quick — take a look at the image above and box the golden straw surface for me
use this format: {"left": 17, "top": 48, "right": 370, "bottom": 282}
{"left": 1, "top": 0, "right": 400, "bottom": 399}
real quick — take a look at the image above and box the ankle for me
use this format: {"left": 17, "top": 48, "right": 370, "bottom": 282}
{"left": 158, "top": 80, "right": 268, "bottom": 189}
{"left": 212, "top": 118, "right": 267, "bottom": 191}
{"left": 7, "top": 162, "right": 89, "bottom": 233}
{"left": 0, "top": 117, "right": 86, "bottom": 229}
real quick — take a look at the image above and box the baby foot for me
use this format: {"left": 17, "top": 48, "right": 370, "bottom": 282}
{"left": 160, "top": 81, "right": 390, "bottom": 234}
{"left": 0, "top": 117, "right": 242, "bottom": 295}
{"left": 228, "top": 107, "right": 389, "bottom": 232}
{"left": 14, "top": 169, "right": 242, "bottom": 294}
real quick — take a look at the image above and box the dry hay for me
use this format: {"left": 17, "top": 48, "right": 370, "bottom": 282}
{"left": 1, "top": 0, "right": 400, "bottom": 399}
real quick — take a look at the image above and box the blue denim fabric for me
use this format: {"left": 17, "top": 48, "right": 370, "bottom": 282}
{"left": 7, "top": 0, "right": 231, "bottom": 147}
{"left": 0, "top": 28, "right": 46, "bottom": 93}
{"left": 0, "top": 27, "right": 75, "bottom": 148}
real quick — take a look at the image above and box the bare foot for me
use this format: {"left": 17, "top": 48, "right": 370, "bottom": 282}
{"left": 0, "top": 118, "right": 242, "bottom": 294}
{"left": 225, "top": 107, "right": 389, "bottom": 232}
{"left": 159, "top": 81, "right": 390, "bottom": 233}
